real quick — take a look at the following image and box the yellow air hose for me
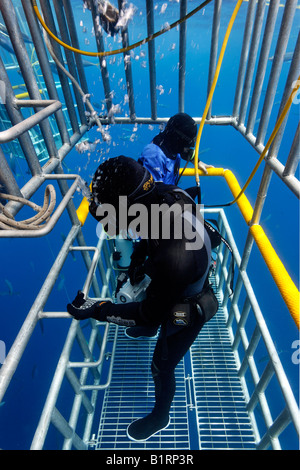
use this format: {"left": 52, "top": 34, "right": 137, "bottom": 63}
{"left": 228, "top": 75, "right": 300, "bottom": 206}
{"left": 15, "top": 89, "right": 43, "bottom": 99}
{"left": 194, "top": 0, "right": 244, "bottom": 185}
{"left": 192, "top": 0, "right": 300, "bottom": 206}
{"left": 31, "top": 0, "right": 213, "bottom": 58}
{"left": 193, "top": 75, "right": 300, "bottom": 208}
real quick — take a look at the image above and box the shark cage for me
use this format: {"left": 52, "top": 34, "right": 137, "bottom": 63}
{"left": 0, "top": 0, "right": 299, "bottom": 451}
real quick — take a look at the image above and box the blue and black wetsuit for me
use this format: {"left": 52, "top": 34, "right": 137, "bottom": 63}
{"left": 138, "top": 142, "right": 181, "bottom": 185}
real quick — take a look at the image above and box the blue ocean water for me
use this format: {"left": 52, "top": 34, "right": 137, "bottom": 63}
{"left": 0, "top": 0, "right": 299, "bottom": 450}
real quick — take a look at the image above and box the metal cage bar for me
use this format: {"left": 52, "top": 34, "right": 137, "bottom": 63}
{"left": 284, "top": 122, "right": 300, "bottom": 177}
{"left": 268, "top": 31, "right": 300, "bottom": 161}
{"left": 0, "top": 55, "right": 42, "bottom": 178}
{"left": 212, "top": 210, "right": 300, "bottom": 449}
{"left": 1, "top": 0, "right": 58, "bottom": 159}
{"left": 118, "top": 0, "right": 136, "bottom": 121}
{"left": 52, "top": 0, "right": 87, "bottom": 126}
{"left": 39, "top": 0, "right": 80, "bottom": 133}
{"left": 207, "top": 0, "right": 222, "bottom": 120}
{"left": 62, "top": 0, "right": 89, "bottom": 100}
{"left": 255, "top": 0, "right": 298, "bottom": 147}
{"left": 88, "top": 0, "right": 113, "bottom": 114}
{"left": 21, "top": 0, "right": 71, "bottom": 146}
{"left": 237, "top": 0, "right": 267, "bottom": 127}
{"left": 232, "top": 0, "right": 257, "bottom": 119}
{"left": 245, "top": 0, "right": 281, "bottom": 135}
{"left": 178, "top": 0, "right": 187, "bottom": 113}
{"left": 146, "top": 0, "right": 157, "bottom": 120}
{"left": 0, "top": 0, "right": 299, "bottom": 451}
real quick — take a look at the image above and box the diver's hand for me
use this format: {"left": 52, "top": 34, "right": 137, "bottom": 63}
{"left": 198, "top": 161, "right": 214, "bottom": 174}
{"left": 67, "top": 291, "right": 111, "bottom": 320}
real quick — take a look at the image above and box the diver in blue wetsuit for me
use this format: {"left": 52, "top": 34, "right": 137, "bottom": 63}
{"left": 67, "top": 156, "right": 218, "bottom": 441}
{"left": 139, "top": 112, "right": 212, "bottom": 187}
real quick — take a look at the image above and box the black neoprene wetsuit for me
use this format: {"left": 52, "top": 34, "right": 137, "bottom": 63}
{"left": 95, "top": 183, "right": 211, "bottom": 329}
{"left": 89, "top": 183, "right": 212, "bottom": 434}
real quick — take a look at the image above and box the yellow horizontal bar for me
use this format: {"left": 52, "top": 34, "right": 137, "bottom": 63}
{"left": 223, "top": 169, "right": 254, "bottom": 223}
{"left": 76, "top": 183, "right": 92, "bottom": 226}
{"left": 77, "top": 196, "right": 90, "bottom": 226}
{"left": 15, "top": 92, "right": 31, "bottom": 99}
{"left": 250, "top": 224, "right": 300, "bottom": 328}
{"left": 15, "top": 89, "right": 43, "bottom": 99}
{"left": 182, "top": 167, "right": 299, "bottom": 328}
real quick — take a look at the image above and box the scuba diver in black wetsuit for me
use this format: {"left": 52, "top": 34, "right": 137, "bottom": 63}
{"left": 67, "top": 156, "right": 218, "bottom": 441}
{"left": 126, "top": 113, "right": 214, "bottom": 340}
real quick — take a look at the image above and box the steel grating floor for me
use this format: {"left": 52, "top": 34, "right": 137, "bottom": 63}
{"left": 191, "top": 301, "right": 257, "bottom": 449}
{"left": 94, "top": 326, "right": 191, "bottom": 450}
{"left": 94, "top": 277, "right": 256, "bottom": 450}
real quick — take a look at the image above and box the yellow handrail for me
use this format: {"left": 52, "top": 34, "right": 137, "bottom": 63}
{"left": 77, "top": 194, "right": 90, "bottom": 226}
{"left": 182, "top": 166, "right": 300, "bottom": 328}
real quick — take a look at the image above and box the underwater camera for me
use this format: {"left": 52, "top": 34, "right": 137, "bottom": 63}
{"left": 115, "top": 274, "right": 151, "bottom": 304}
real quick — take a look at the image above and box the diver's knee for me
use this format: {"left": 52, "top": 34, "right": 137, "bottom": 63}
{"left": 151, "top": 359, "right": 174, "bottom": 378}
{"left": 151, "top": 360, "right": 160, "bottom": 378}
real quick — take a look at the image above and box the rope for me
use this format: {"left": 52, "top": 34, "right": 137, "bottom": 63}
{"left": 31, "top": 0, "right": 213, "bottom": 58}
{"left": 0, "top": 185, "right": 56, "bottom": 230}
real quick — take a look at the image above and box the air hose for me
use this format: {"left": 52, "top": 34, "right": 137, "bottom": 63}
{"left": 220, "top": 75, "right": 300, "bottom": 208}
{"left": 31, "top": 0, "right": 213, "bottom": 58}
{"left": 196, "top": 75, "right": 300, "bottom": 208}
{"left": 194, "top": 0, "right": 244, "bottom": 194}
{"left": 192, "top": 0, "right": 300, "bottom": 208}
{"left": 0, "top": 185, "right": 56, "bottom": 230}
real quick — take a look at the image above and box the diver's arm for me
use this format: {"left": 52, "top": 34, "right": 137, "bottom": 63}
{"left": 67, "top": 291, "right": 159, "bottom": 327}
{"left": 128, "top": 239, "right": 148, "bottom": 285}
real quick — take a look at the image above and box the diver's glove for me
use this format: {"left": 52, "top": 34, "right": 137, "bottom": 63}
{"left": 67, "top": 291, "right": 111, "bottom": 321}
